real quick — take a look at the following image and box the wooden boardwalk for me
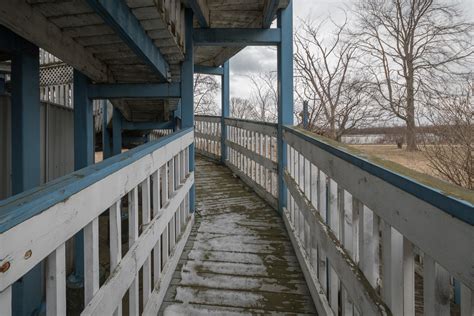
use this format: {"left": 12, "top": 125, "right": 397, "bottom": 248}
{"left": 160, "top": 157, "right": 316, "bottom": 315}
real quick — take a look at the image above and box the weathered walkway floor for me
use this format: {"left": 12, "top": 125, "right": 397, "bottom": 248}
{"left": 160, "top": 157, "right": 316, "bottom": 315}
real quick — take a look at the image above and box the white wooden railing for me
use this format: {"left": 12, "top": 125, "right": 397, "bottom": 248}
{"left": 0, "top": 128, "right": 194, "bottom": 315}
{"left": 225, "top": 118, "right": 279, "bottom": 209}
{"left": 195, "top": 115, "right": 221, "bottom": 160}
{"left": 195, "top": 116, "right": 278, "bottom": 209}
{"left": 193, "top": 115, "right": 474, "bottom": 316}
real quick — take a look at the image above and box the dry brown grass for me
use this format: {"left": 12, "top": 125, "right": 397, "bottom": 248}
{"left": 350, "top": 144, "right": 434, "bottom": 176}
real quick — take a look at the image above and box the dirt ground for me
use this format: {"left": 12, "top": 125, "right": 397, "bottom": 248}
{"left": 350, "top": 144, "right": 435, "bottom": 176}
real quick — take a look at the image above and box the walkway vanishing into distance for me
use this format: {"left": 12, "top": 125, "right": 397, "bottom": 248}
{"left": 161, "top": 158, "right": 317, "bottom": 315}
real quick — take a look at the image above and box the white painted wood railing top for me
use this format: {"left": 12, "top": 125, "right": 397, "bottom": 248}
{"left": 283, "top": 126, "right": 474, "bottom": 316}
{"left": 0, "top": 128, "right": 195, "bottom": 315}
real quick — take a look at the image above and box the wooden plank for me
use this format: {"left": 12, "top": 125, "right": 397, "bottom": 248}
{"left": 282, "top": 208, "right": 334, "bottom": 316}
{"left": 0, "top": 130, "right": 193, "bottom": 292}
{"left": 46, "top": 243, "right": 66, "bottom": 316}
{"left": 225, "top": 140, "right": 277, "bottom": 172}
{"left": 461, "top": 284, "right": 474, "bottom": 316}
{"left": 142, "top": 214, "right": 194, "bottom": 315}
{"left": 0, "top": 286, "right": 12, "bottom": 316}
{"left": 381, "top": 222, "right": 403, "bottom": 315}
{"left": 109, "top": 201, "right": 122, "bottom": 316}
{"left": 284, "top": 171, "right": 390, "bottom": 315}
{"left": 424, "top": 255, "right": 451, "bottom": 316}
{"left": 226, "top": 162, "right": 278, "bottom": 210}
{"left": 84, "top": 218, "right": 99, "bottom": 306}
{"left": 283, "top": 129, "right": 474, "bottom": 289}
{"left": 141, "top": 178, "right": 152, "bottom": 307}
{"left": 128, "top": 187, "right": 139, "bottom": 316}
{"left": 81, "top": 174, "right": 194, "bottom": 315}
{"left": 0, "top": 0, "right": 108, "bottom": 82}
{"left": 224, "top": 118, "right": 277, "bottom": 136}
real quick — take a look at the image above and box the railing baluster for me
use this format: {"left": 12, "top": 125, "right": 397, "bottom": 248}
{"left": 424, "top": 255, "right": 451, "bottom": 315}
{"left": 109, "top": 200, "right": 122, "bottom": 316}
{"left": 128, "top": 187, "right": 139, "bottom": 316}
{"left": 141, "top": 178, "right": 151, "bottom": 307}
{"left": 318, "top": 171, "right": 328, "bottom": 294}
{"left": 46, "top": 243, "right": 66, "bottom": 316}
{"left": 328, "top": 179, "right": 339, "bottom": 313}
{"left": 461, "top": 284, "right": 474, "bottom": 315}
{"left": 84, "top": 217, "right": 99, "bottom": 306}
{"left": 0, "top": 286, "right": 12, "bottom": 316}
{"left": 152, "top": 170, "right": 162, "bottom": 287}
{"left": 381, "top": 222, "right": 404, "bottom": 314}
{"left": 403, "top": 237, "right": 415, "bottom": 315}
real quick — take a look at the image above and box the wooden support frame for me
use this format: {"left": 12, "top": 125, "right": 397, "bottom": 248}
{"left": 220, "top": 61, "right": 230, "bottom": 164}
{"left": 88, "top": 83, "right": 181, "bottom": 99}
{"left": 277, "top": 1, "right": 294, "bottom": 214}
{"left": 85, "top": 0, "right": 170, "bottom": 81}
{"left": 194, "top": 65, "right": 224, "bottom": 76}
{"left": 193, "top": 28, "right": 281, "bottom": 46}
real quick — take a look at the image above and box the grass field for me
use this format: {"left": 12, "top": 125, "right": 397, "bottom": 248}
{"left": 350, "top": 144, "right": 434, "bottom": 176}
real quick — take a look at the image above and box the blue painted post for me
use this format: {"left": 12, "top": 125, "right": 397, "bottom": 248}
{"left": 112, "top": 107, "right": 123, "bottom": 156}
{"left": 181, "top": 9, "right": 195, "bottom": 211}
{"left": 11, "top": 39, "right": 43, "bottom": 316}
{"left": 69, "top": 70, "right": 94, "bottom": 288}
{"left": 277, "top": 0, "right": 293, "bottom": 214}
{"left": 102, "top": 100, "right": 112, "bottom": 159}
{"left": 303, "top": 100, "right": 309, "bottom": 129}
{"left": 220, "top": 61, "right": 230, "bottom": 164}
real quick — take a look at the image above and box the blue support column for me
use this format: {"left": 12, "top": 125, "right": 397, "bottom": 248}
{"left": 220, "top": 61, "right": 230, "bottom": 164}
{"left": 69, "top": 70, "right": 94, "bottom": 288}
{"left": 277, "top": 0, "right": 294, "bottom": 214}
{"left": 11, "top": 39, "right": 43, "bottom": 316}
{"left": 112, "top": 107, "right": 123, "bottom": 156}
{"left": 102, "top": 100, "right": 112, "bottom": 159}
{"left": 181, "top": 9, "right": 195, "bottom": 211}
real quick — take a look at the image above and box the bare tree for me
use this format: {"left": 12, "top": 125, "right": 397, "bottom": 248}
{"left": 422, "top": 76, "right": 473, "bottom": 189}
{"left": 194, "top": 73, "right": 219, "bottom": 115}
{"left": 294, "top": 14, "right": 377, "bottom": 141}
{"left": 230, "top": 97, "right": 259, "bottom": 120}
{"left": 247, "top": 72, "right": 278, "bottom": 122}
{"left": 354, "top": 0, "right": 473, "bottom": 150}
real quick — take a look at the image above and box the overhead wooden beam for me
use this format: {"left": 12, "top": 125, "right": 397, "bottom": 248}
{"left": 88, "top": 83, "right": 181, "bottom": 99}
{"left": 0, "top": 0, "right": 109, "bottom": 82}
{"left": 193, "top": 28, "right": 281, "bottom": 46}
{"left": 85, "top": 0, "right": 170, "bottom": 81}
{"left": 194, "top": 65, "right": 224, "bottom": 76}
{"left": 122, "top": 120, "right": 174, "bottom": 131}
{"left": 263, "top": 0, "right": 280, "bottom": 28}
{"left": 185, "top": 0, "right": 210, "bottom": 28}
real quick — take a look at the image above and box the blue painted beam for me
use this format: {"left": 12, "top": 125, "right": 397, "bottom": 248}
{"left": 277, "top": 1, "right": 293, "bottom": 215}
{"left": 220, "top": 61, "right": 229, "bottom": 164}
{"left": 122, "top": 120, "right": 174, "bottom": 131}
{"left": 88, "top": 83, "right": 181, "bottom": 99}
{"left": 194, "top": 65, "right": 224, "bottom": 76}
{"left": 186, "top": 0, "right": 209, "bottom": 28}
{"left": 181, "top": 9, "right": 195, "bottom": 212}
{"left": 102, "top": 100, "right": 112, "bottom": 159}
{"left": 113, "top": 108, "right": 123, "bottom": 156}
{"left": 193, "top": 28, "right": 281, "bottom": 46}
{"left": 70, "top": 70, "right": 94, "bottom": 288}
{"left": 10, "top": 35, "right": 43, "bottom": 316}
{"left": 85, "top": 0, "right": 170, "bottom": 81}
{"left": 263, "top": 0, "right": 280, "bottom": 28}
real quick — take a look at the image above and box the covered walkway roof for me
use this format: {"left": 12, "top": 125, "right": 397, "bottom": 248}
{"left": 0, "top": 0, "right": 289, "bottom": 121}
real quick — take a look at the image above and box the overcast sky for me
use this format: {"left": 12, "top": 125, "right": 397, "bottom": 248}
{"left": 228, "top": 0, "right": 473, "bottom": 99}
